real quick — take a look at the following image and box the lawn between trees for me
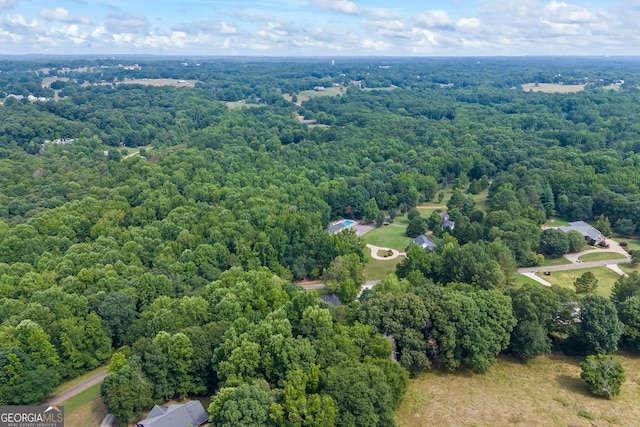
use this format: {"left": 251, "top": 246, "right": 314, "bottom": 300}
{"left": 536, "top": 267, "right": 622, "bottom": 297}
{"left": 395, "top": 353, "right": 640, "bottom": 427}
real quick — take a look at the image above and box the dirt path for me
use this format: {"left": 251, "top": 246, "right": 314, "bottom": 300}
{"left": 44, "top": 371, "right": 108, "bottom": 406}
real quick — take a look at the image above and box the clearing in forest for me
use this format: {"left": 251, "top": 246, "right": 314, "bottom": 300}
{"left": 535, "top": 266, "right": 620, "bottom": 297}
{"left": 396, "top": 353, "right": 640, "bottom": 427}
{"left": 522, "top": 83, "right": 585, "bottom": 93}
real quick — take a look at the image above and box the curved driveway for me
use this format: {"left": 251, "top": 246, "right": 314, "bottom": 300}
{"left": 366, "top": 244, "right": 406, "bottom": 260}
{"left": 517, "top": 239, "right": 632, "bottom": 286}
{"left": 563, "top": 238, "right": 629, "bottom": 262}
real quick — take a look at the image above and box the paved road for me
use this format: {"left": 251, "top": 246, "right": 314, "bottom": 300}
{"left": 44, "top": 370, "right": 108, "bottom": 406}
{"left": 517, "top": 258, "right": 630, "bottom": 275}
{"left": 520, "top": 272, "right": 553, "bottom": 287}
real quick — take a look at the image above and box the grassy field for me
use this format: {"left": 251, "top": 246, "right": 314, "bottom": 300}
{"left": 393, "top": 215, "right": 412, "bottom": 227}
{"left": 225, "top": 100, "right": 262, "bottom": 109}
{"left": 541, "top": 257, "right": 572, "bottom": 267}
{"left": 578, "top": 252, "right": 627, "bottom": 262}
{"left": 522, "top": 83, "right": 586, "bottom": 93}
{"left": 298, "top": 87, "right": 344, "bottom": 99}
{"left": 41, "top": 76, "right": 69, "bottom": 88}
{"left": 620, "top": 263, "right": 640, "bottom": 275}
{"left": 364, "top": 248, "right": 402, "bottom": 281}
{"left": 363, "top": 224, "right": 412, "bottom": 251}
{"left": 118, "top": 78, "right": 198, "bottom": 87}
{"left": 536, "top": 267, "right": 620, "bottom": 297}
{"left": 471, "top": 189, "right": 489, "bottom": 211}
{"left": 62, "top": 383, "right": 108, "bottom": 427}
{"left": 511, "top": 274, "right": 540, "bottom": 287}
{"left": 396, "top": 352, "right": 640, "bottom": 427}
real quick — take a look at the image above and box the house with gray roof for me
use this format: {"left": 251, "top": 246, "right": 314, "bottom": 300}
{"left": 137, "top": 400, "right": 208, "bottom": 427}
{"left": 412, "top": 235, "right": 437, "bottom": 251}
{"left": 557, "top": 221, "right": 605, "bottom": 245}
{"left": 439, "top": 212, "right": 455, "bottom": 231}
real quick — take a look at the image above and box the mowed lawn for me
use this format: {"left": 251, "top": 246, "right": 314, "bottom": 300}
{"left": 298, "top": 87, "right": 344, "bottom": 98}
{"left": 510, "top": 274, "right": 540, "bottom": 287}
{"left": 578, "top": 252, "right": 627, "bottom": 262}
{"left": 541, "top": 257, "right": 572, "bottom": 267}
{"left": 363, "top": 224, "right": 413, "bottom": 251}
{"left": 364, "top": 246, "right": 403, "bottom": 281}
{"left": 536, "top": 267, "right": 621, "bottom": 297}
{"left": 620, "top": 263, "right": 640, "bottom": 275}
{"left": 396, "top": 353, "right": 640, "bottom": 427}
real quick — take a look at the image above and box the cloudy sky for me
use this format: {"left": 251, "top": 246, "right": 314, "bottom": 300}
{"left": 0, "top": 0, "right": 638, "bottom": 56}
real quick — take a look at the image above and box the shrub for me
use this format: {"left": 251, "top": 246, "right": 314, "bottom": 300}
{"left": 580, "top": 355, "right": 625, "bottom": 399}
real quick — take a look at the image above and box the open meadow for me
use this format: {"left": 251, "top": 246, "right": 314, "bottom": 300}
{"left": 396, "top": 353, "right": 640, "bottom": 427}
{"left": 364, "top": 249, "right": 402, "bottom": 281}
{"left": 363, "top": 224, "right": 412, "bottom": 251}
{"left": 522, "top": 83, "right": 586, "bottom": 93}
{"left": 536, "top": 267, "right": 621, "bottom": 297}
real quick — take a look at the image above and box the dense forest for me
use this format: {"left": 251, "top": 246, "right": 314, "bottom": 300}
{"left": 1, "top": 57, "right": 640, "bottom": 426}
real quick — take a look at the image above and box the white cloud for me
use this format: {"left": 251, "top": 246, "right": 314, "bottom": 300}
{"left": 257, "top": 21, "right": 295, "bottom": 42}
{"left": 39, "top": 8, "right": 92, "bottom": 25}
{"left": 313, "top": 0, "right": 361, "bottom": 15}
{"left": 361, "top": 38, "right": 392, "bottom": 51}
{"left": 415, "top": 10, "right": 454, "bottom": 29}
{"left": 219, "top": 21, "right": 238, "bottom": 35}
{"left": 0, "top": 0, "right": 638, "bottom": 56}
{"left": 138, "top": 31, "right": 187, "bottom": 49}
{"left": 91, "top": 26, "right": 107, "bottom": 39}
{"left": 543, "top": 1, "right": 595, "bottom": 23}
{"left": 456, "top": 18, "right": 480, "bottom": 31}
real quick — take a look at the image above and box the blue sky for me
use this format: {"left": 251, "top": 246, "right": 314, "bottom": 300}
{"left": 0, "top": 0, "right": 638, "bottom": 56}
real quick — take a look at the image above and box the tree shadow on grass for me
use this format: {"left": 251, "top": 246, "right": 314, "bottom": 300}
{"left": 556, "top": 374, "right": 592, "bottom": 397}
